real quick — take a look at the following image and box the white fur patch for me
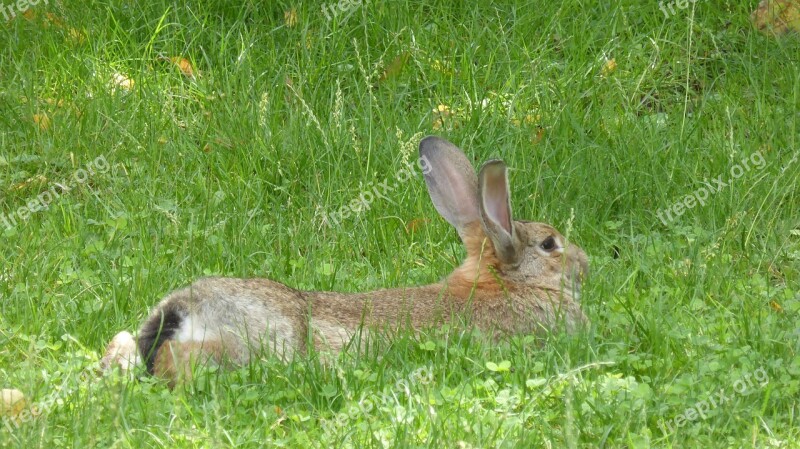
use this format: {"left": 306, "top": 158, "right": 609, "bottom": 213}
{"left": 176, "top": 315, "right": 218, "bottom": 343}
{"left": 101, "top": 331, "right": 141, "bottom": 372}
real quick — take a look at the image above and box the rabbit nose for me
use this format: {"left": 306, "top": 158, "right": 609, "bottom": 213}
{"left": 565, "top": 245, "right": 589, "bottom": 285}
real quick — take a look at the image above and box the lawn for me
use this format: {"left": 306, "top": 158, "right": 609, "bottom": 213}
{"left": 1, "top": 0, "right": 799, "bottom": 447}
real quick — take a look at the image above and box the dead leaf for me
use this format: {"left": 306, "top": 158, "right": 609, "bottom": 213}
{"left": 11, "top": 174, "right": 47, "bottom": 191}
{"left": 532, "top": 126, "right": 546, "bottom": 144}
{"left": 33, "top": 113, "right": 51, "bottom": 131}
{"left": 0, "top": 389, "right": 26, "bottom": 417}
{"left": 156, "top": 56, "right": 196, "bottom": 78}
{"left": 379, "top": 52, "right": 410, "bottom": 83}
{"left": 406, "top": 218, "right": 429, "bottom": 233}
{"left": 284, "top": 75, "right": 295, "bottom": 104}
{"left": 43, "top": 98, "right": 64, "bottom": 108}
{"left": 213, "top": 137, "right": 233, "bottom": 149}
{"left": 170, "top": 57, "right": 195, "bottom": 78}
{"left": 284, "top": 8, "right": 298, "bottom": 28}
{"left": 39, "top": 13, "right": 86, "bottom": 43}
{"left": 110, "top": 72, "right": 135, "bottom": 92}
{"left": 511, "top": 113, "right": 541, "bottom": 127}
{"left": 752, "top": 0, "right": 800, "bottom": 36}
{"left": 44, "top": 12, "right": 65, "bottom": 28}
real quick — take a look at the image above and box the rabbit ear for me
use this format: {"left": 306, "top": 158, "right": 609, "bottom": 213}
{"left": 478, "top": 160, "right": 520, "bottom": 264}
{"left": 419, "top": 136, "right": 480, "bottom": 239}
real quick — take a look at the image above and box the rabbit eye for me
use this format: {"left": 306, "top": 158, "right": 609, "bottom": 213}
{"left": 540, "top": 236, "right": 557, "bottom": 252}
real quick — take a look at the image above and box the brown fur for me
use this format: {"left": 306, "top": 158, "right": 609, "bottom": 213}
{"left": 446, "top": 221, "right": 504, "bottom": 297}
{"left": 153, "top": 340, "right": 225, "bottom": 388}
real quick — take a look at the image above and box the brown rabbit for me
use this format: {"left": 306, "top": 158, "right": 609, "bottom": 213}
{"left": 101, "top": 136, "right": 589, "bottom": 384}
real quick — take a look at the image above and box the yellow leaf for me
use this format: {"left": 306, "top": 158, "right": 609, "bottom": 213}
{"left": 601, "top": 58, "right": 617, "bottom": 76}
{"left": 431, "top": 104, "right": 461, "bottom": 130}
{"left": 431, "top": 59, "right": 452, "bottom": 75}
{"left": 68, "top": 27, "right": 86, "bottom": 44}
{"left": 284, "top": 8, "right": 298, "bottom": 28}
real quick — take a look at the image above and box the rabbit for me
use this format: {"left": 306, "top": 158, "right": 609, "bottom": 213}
{"left": 101, "top": 136, "right": 589, "bottom": 385}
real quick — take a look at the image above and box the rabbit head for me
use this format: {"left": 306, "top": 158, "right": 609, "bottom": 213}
{"left": 419, "top": 136, "right": 588, "bottom": 298}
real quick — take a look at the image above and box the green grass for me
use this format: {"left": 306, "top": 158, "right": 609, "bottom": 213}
{"left": 1, "top": 0, "right": 799, "bottom": 447}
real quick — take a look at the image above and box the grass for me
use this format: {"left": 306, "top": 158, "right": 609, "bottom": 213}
{"left": 0, "top": 0, "right": 799, "bottom": 447}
